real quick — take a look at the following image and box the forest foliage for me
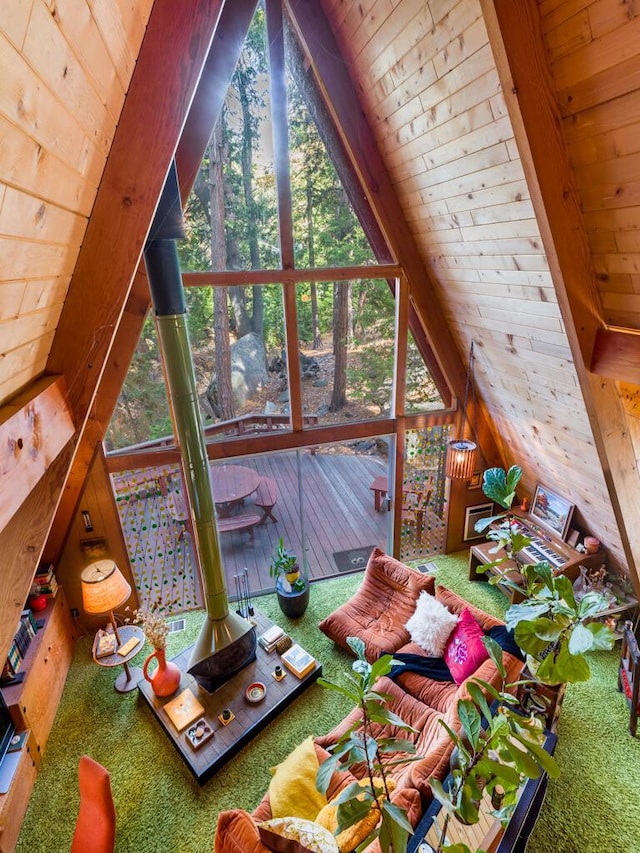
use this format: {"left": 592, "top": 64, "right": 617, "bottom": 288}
{"left": 107, "top": 8, "right": 440, "bottom": 451}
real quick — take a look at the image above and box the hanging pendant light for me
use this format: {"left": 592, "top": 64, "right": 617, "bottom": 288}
{"left": 446, "top": 342, "right": 478, "bottom": 479}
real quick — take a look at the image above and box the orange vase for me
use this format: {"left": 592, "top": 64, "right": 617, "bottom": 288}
{"left": 143, "top": 647, "right": 181, "bottom": 697}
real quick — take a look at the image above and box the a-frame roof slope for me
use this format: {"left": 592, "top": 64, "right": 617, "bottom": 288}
{"left": 2, "top": 0, "right": 640, "bottom": 658}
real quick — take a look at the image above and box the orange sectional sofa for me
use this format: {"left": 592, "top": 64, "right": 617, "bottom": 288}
{"left": 215, "top": 550, "right": 523, "bottom": 853}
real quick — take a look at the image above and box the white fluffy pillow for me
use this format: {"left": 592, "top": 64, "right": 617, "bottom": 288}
{"left": 405, "top": 592, "right": 459, "bottom": 656}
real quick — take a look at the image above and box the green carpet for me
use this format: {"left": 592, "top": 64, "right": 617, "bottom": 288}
{"left": 15, "top": 554, "right": 640, "bottom": 852}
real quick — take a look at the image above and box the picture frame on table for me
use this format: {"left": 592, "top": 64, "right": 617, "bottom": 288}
{"left": 467, "top": 472, "right": 482, "bottom": 490}
{"left": 530, "top": 484, "right": 575, "bottom": 541}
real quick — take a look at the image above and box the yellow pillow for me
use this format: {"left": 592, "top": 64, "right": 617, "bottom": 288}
{"left": 268, "top": 737, "right": 327, "bottom": 821}
{"left": 315, "top": 778, "right": 395, "bottom": 853}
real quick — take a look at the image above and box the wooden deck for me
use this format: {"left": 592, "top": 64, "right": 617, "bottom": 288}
{"left": 113, "top": 449, "right": 446, "bottom": 614}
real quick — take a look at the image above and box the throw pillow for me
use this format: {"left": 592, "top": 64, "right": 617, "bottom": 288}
{"left": 214, "top": 809, "right": 265, "bottom": 853}
{"left": 258, "top": 817, "right": 339, "bottom": 853}
{"left": 315, "top": 778, "right": 395, "bottom": 853}
{"left": 444, "top": 608, "right": 490, "bottom": 684}
{"left": 268, "top": 737, "right": 327, "bottom": 821}
{"left": 405, "top": 592, "right": 459, "bottom": 656}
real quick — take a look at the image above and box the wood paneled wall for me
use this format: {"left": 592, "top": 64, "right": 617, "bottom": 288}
{"left": 0, "top": 0, "right": 153, "bottom": 404}
{"left": 320, "top": 0, "right": 626, "bottom": 571}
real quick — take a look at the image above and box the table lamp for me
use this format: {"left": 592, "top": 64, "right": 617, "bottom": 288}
{"left": 80, "top": 559, "right": 131, "bottom": 644}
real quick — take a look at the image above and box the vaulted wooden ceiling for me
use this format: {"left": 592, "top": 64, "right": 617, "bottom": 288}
{"left": 2, "top": 0, "right": 640, "bottom": 659}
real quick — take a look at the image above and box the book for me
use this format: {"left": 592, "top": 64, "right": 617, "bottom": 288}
{"left": 95, "top": 630, "right": 117, "bottom": 659}
{"left": 280, "top": 643, "right": 316, "bottom": 679}
{"left": 258, "top": 625, "right": 286, "bottom": 653}
{"left": 163, "top": 688, "right": 205, "bottom": 732}
{"left": 117, "top": 636, "right": 141, "bottom": 657}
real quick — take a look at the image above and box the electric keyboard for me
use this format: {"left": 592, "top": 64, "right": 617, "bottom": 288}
{"left": 507, "top": 511, "right": 601, "bottom": 578}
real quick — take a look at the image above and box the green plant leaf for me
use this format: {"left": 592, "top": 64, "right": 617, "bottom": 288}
{"left": 568, "top": 622, "right": 595, "bottom": 655}
{"left": 347, "top": 635, "right": 366, "bottom": 659}
{"left": 316, "top": 751, "right": 341, "bottom": 794}
{"left": 466, "top": 680, "right": 494, "bottom": 725}
{"left": 380, "top": 798, "right": 414, "bottom": 833}
{"left": 482, "top": 466, "right": 522, "bottom": 509}
{"left": 482, "top": 636, "right": 506, "bottom": 679}
{"left": 536, "top": 641, "right": 591, "bottom": 684}
{"left": 514, "top": 619, "right": 558, "bottom": 656}
{"left": 316, "top": 677, "right": 360, "bottom": 704}
{"left": 505, "top": 600, "right": 550, "bottom": 631}
{"left": 458, "top": 699, "right": 482, "bottom": 751}
{"left": 474, "top": 513, "right": 507, "bottom": 534}
{"left": 335, "top": 796, "right": 375, "bottom": 835}
{"left": 510, "top": 732, "right": 561, "bottom": 778}
{"left": 585, "top": 621, "right": 615, "bottom": 650}
{"left": 429, "top": 777, "right": 457, "bottom": 815}
{"left": 579, "top": 592, "right": 612, "bottom": 619}
{"left": 366, "top": 701, "right": 417, "bottom": 731}
{"left": 502, "top": 740, "right": 542, "bottom": 779}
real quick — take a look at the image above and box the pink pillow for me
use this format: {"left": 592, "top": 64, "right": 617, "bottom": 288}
{"left": 444, "top": 608, "right": 489, "bottom": 684}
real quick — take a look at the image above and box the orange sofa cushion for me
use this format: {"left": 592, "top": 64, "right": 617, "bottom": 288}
{"left": 318, "top": 548, "right": 435, "bottom": 662}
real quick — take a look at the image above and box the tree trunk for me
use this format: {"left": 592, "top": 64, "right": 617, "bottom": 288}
{"left": 330, "top": 282, "right": 348, "bottom": 411}
{"left": 306, "top": 177, "right": 321, "bottom": 349}
{"left": 209, "top": 121, "right": 235, "bottom": 420}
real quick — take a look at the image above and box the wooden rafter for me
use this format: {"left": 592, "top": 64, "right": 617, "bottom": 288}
{"left": 42, "top": 0, "right": 228, "bottom": 560}
{"left": 591, "top": 328, "right": 640, "bottom": 385}
{"left": 284, "top": 0, "right": 490, "bottom": 439}
{"left": 481, "top": 0, "right": 640, "bottom": 589}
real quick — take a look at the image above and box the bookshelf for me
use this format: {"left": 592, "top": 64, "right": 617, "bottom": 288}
{"left": 0, "top": 589, "right": 75, "bottom": 850}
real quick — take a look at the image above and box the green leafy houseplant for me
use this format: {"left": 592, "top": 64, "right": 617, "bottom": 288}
{"left": 429, "top": 640, "right": 560, "bottom": 853}
{"left": 316, "top": 637, "right": 418, "bottom": 853}
{"left": 269, "top": 536, "right": 306, "bottom": 592}
{"left": 475, "top": 466, "right": 614, "bottom": 685}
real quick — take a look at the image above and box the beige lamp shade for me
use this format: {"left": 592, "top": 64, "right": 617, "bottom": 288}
{"left": 445, "top": 438, "right": 477, "bottom": 480}
{"left": 81, "top": 560, "right": 131, "bottom": 615}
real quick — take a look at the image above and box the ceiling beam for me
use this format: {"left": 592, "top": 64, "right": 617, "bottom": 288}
{"left": 42, "top": 0, "right": 228, "bottom": 560}
{"left": 286, "top": 0, "right": 493, "bottom": 447}
{"left": 591, "top": 328, "right": 640, "bottom": 385}
{"left": 481, "top": 0, "right": 640, "bottom": 589}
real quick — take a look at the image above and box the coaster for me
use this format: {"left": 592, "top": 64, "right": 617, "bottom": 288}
{"left": 272, "top": 669, "right": 286, "bottom": 682}
{"left": 218, "top": 709, "right": 235, "bottom": 726}
{"left": 185, "top": 718, "right": 214, "bottom": 750}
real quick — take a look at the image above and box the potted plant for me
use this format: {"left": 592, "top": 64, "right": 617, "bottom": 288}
{"left": 475, "top": 466, "right": 615, "bottom": 685}
{"left": 269, "top": 537, "right": 309, "bottom": 617}
{"left": 316, "top": 637, "right": 417, "bottom": 853}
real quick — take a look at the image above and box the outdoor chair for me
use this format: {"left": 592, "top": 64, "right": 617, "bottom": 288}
{"left": 255, "top": 475, "right": 278, "bottom": 523}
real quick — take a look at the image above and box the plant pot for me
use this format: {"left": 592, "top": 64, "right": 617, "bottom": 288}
{"left": 276, "top": 578, "right": 310, "bottom": 617}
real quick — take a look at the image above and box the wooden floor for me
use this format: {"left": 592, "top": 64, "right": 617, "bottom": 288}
{"left": 113, "top": 449, "right": 446, "bottom": 614}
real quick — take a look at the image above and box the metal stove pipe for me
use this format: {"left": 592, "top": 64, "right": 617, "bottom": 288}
{"left": 143, "top": 163, "right": 255, "bottom": 691}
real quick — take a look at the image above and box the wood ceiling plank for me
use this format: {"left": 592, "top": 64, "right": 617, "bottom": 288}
{"left": 482, "top": 0, "right": 640, "bottom": 584}
{"left": 41, "top": 0, "right": 226, "bottom": 561}
{"left": 287, "top": 0, "right": 501, "bottom": 460}
{"left": 0, "top": 376, "right": 75, "bottom": 532}
{"left": 47, "top": 0, "right": 252, "bottom": 560}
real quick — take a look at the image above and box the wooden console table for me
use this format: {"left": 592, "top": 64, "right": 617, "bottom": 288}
{"left": 138, "top": 610, "right": 321, "bottom": 783}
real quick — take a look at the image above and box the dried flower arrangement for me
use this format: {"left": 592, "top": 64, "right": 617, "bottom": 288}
{"left": 127, "top": 602, "right": 171, "bottom": 650}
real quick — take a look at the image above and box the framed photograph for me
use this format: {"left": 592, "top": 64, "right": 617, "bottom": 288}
{"left": 530, "top": 484, "right": 574, "bottom": 541}
{"left": 463, "top": 502, "right": 495, "bottom": 542}
{"left": 467, "top": 472, "right": 482, "bottom": 490}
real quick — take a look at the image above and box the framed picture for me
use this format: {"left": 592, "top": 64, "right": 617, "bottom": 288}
{"left": 530, "top": 484, "right": 574, "bottom": 541}
{"left": 463, "top": 502, "right": 495, "bottom": 541}
{"left": 467, "top": 472, "right": 482, "bottom": 490}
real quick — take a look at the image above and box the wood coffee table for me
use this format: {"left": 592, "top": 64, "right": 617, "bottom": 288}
{"left": 137, "top": 611, "right": 321, "bottom": 783}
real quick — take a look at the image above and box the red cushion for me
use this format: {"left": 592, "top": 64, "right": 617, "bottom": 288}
{"left": 444, "top": 608, "right": 489, "bottom": 684}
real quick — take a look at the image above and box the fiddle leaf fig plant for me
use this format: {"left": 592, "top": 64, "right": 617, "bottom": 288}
{"left": 316, "top": 637, "right": 418, "bottom": 853}
{"left": 430, "top": 640, "right": 561, "bottom": 853}
{"left": 474, "top": 466, "right": 615, "bottom": 685}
